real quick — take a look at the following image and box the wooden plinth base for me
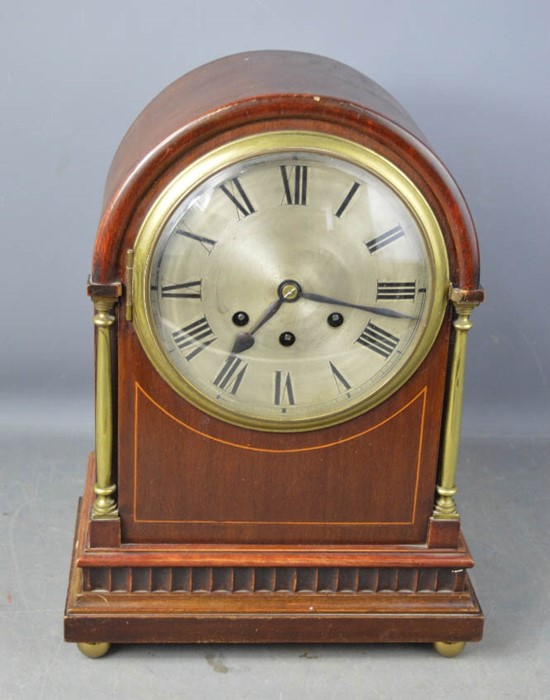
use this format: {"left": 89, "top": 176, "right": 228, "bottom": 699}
{"left": 64, "top": 456, "right": 483, "bottom": 648}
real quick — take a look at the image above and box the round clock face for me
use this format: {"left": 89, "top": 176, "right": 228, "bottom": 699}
{"left": 133, "top": 132, "right": 449, "bottom": 431}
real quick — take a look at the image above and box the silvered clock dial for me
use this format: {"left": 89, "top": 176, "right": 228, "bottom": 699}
{"left": 133, "top": 132, "right": 449, "bottom": 430}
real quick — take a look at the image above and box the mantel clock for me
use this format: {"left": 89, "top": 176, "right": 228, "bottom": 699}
{"left": 64, "top": 51, "right": 484, "bottom": 658}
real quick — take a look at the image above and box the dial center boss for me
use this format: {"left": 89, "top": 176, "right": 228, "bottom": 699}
{"left": 277, "top": 280, "right": 302, "bottom": 302}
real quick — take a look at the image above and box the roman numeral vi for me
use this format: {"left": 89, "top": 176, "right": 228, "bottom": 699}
{"left": 274, "top": 370, "right": 296, "bottom": 406}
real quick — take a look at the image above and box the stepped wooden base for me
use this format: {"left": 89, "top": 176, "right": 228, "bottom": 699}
{"left": 64, "top": 456, "right": 483, "bottom": 650}
{"left": 66, "top": 583, "right": 483, "bottom": 647}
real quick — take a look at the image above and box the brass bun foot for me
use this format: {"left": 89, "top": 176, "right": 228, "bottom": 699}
{"left": 76, "top": 642, "right": 111, "bottom": 658}
{"left": 433, "top": 641, "right": 466, "bottom": 657}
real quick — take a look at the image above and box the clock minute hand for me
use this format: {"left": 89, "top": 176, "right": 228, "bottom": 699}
{"left": 301, "top": 292, "right": 416, "bottom": 320}
{"left": 231, "top": 298, "right": 284, "bottom": 354}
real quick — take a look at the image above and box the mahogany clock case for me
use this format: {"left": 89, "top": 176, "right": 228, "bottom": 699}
{"left": 65, "top": 51, "right": 484, "bottom": 650}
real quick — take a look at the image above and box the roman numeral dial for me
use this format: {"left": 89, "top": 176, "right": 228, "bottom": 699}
{"left": 376, "top": 281, "right": 416, "bottom": 300}
{"left": 175, "top": 229, "right": 217, "bottom": 254}
{"left": 220, "top": 177, "right": 255, "bottom": 219}
{"left": 213, "top": 355, "right": 248, "bottom": 395}
{"left": 356, "top": 322, "right": 400, "bottom": 359}
{"left": 142, "top": 142, "right": 442, "bottom": 431}
{"left": 280, "top": 165, "right": 308, "bottom": 205}
{"left": 274, "top": 370, "right": 296, "bottom": 407}
{"left": 329, "top": 362, "right": 352, "bottom": 395}
{"left": 160, "top": 280, "right": 202, "bottom": 299}
{"left": 172, "top": 317, "right": 216, "bottom": 361}
{"left": 335, "top": 182, "right": 360, "bottom": 218}
{"left": 366, "top": 224, "right": 405, "bottom": 253}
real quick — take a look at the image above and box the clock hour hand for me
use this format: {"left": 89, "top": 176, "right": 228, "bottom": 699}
{"left": 301, "top": 291, "right": 416, "bottom": 320}
{"left": 231, "top": 298, "right": 284, "bottom": 354}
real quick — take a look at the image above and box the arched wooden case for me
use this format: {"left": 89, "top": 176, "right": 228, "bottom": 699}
{"left": 65, "top": 51, "right": 484, "bottom": 653}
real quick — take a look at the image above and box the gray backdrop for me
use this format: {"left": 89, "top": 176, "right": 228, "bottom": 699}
{"left": 1, "top": 0, "right": 549, "bottom": 436}
{"left": 1, "top": 3, "right": 549, "bottom": 699}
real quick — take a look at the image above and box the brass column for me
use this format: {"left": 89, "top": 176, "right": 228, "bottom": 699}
{"left": 91, "top": 297, "right": 118, "bottom": 519}
{"left": 434, "top": 289, "right": 480, "bottom": 519}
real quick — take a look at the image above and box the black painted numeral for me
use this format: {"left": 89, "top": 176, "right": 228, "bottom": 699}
{"left": 335, "top": 181, "right": 360, "bottom": 218}
{"left": 329, "top": 362, "right": 352, "bottom": 394}
{"left": 280, "top": 165, "right": 308, "bottom": 205}
{"left": 161, "top": 280, "right": 202, "bottom": 299}
{"left": 220, "top": 177, "right": 255, "bottom": 219}
{"left": 172, "top": 316, "right": 216, "bottom": 360}
{"left": 274, "top": 370, "right": 296, "bottom": 406}
{"left": 356, "top": 321, "right": 399, "bottom": 359}
{"left": 365, "top": 224, "right": 405, "bottom": 253}
{"left": 213, "top": 355, "right": 248, "bottom": 395}
{"left": 376, "top": 281, "right": 416, "bottom": 300}
{"left": 175, "top": 229, "right": 217, "bottom": 253}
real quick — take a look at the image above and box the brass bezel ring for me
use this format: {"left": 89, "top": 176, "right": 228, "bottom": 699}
{"left": 132, "top": 131, "right": 450, "bottom": 432}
